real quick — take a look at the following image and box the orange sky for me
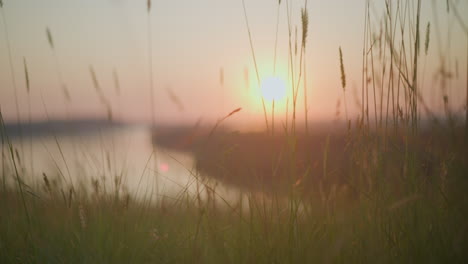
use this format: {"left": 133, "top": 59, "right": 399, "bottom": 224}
{"left": 0, "top": 0, "right": 467, "bottom": 127}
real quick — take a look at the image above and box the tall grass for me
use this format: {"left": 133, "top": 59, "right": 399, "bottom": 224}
{"left": 273, "top": 0, "right": 282, "bottom": 76}
{"left": 147, "top": 0, "right": 156, "bottom": 129}
{"left": 301, "top": 5, "right": 309, "bottom": 134}
{"left": 339, "top": 46, "right": 348, "bottom": 121}
{"left": 0, "top": 0, "right": 467, "bottom": 263}
{"left": 113, "top": 68, "right": 122, "bottom": 119}
{"left": 23, "top": 57, "right": 34, "bottom": 179}
{"left": 0, "top": 110, "right": 30, "bottom": 228}
{"left": 46, "top": 27, "right": 71, "bottom": 104}
{"left": 1, "top": 109, "right": 4, "bottom": 192}
{"left": 89, "top": 65, "right": 113, "bottom": 121}
{"left": 0, "top": 1, "right": 24, "bottom": 158}
{"left": 241, "top": 0, "right": 270, "bottom": 132}
{"left": 146, "top": 0, "right": 161, "bottom": 201}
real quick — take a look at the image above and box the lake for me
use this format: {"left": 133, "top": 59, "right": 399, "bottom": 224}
{"left": 1, "top": 123, "right": 251, "bottom": 207}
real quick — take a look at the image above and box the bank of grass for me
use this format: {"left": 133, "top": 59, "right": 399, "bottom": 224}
{"left": 0, "top": 139, "right": 467, "bottom": 263}
{"left": 1, "top": 114, "right": 468, "bottom": 263}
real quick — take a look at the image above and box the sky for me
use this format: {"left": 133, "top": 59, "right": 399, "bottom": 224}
{"left": 0, "top": 0, "right": 467, "bottom": 127}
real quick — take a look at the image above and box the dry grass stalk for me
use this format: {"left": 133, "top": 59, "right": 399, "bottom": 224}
{"left": 45, "top": 27, "right": 71, "bottom": 102}
{"left": 89, "top": 66, "right": 113, "bottom": 120}
{"left": 0, "top": 110, "right": 30, "bottom": 226}
{"left": 1, "top": 3, "right": 24, "bottom": 152}
{"left": 24, "top": 57, "right": 34, "bottom": 176}
{"left": 209, "top": 108, "right": 242, "bottom": 136}
{"left": 166, "top": 88, "right": 184, "bottom": 112}
{"left": 146, "top": 1, "right": 156, "bottom": 130}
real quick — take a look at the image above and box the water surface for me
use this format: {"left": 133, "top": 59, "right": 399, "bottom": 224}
{"left": 1, "top": 124, "right": 247, "bottom": 206}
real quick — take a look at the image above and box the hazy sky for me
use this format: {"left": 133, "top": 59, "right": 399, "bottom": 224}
{"left": 0, "top": 0, "right": 467, "bottom": 126}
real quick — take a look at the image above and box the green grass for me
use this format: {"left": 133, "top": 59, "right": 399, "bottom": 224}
{"left": 0, "top": 146, "right": 467, "bottom": 263}
{"left": 1, "top": 120, "right": 467, "bottom": 263}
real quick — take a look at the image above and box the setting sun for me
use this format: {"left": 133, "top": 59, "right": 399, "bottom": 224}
{"left": 260, "top": 76, "right": 286, "bottom": 101}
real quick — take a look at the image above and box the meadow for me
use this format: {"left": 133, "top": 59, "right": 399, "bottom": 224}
{"left": 1, "top": 0, "right": 468, "bottom": 263}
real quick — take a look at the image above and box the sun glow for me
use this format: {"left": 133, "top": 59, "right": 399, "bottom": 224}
{"left": 260, "top": 76, "right": 287, "bottom": 101}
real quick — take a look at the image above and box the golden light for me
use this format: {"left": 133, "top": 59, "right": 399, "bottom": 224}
{"left": 260, "top": 76, "right": 287, "bottom": 101}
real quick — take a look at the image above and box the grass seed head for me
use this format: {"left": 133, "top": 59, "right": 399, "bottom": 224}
{"left": 62, "top": 84, "right": 71, "bottom": 101}
{"left": 46, "top": 27, "right": 54, "bottom": 50}
{"left": 219, "top": 67, "right": 224, "bottom": 86}
{"left": 89, "top": 66, "right": 100, "bottom": 92}
{"left": 113, "top": 68, "right": 120, "bottom": 95}
{"left": 78, "top": 204, "right": 87, "bottom": 229}
{"left": 42, "top": 173, "right": 51, "bottom": 194}
{"left": 244, "top": 67, "right": 249, "bottom": 90}
{"left": 89, "top": 65, "right": 112, "bottom": 119}
{"left": 301, "top": 8, "right": 309, "bottom": 48}
{"left": 294, "top": 26, "right": 298, "bottom": 55}
{"left": 425, "top": 22, "right": 430, "bottom": 55}
{"left": 166, "top": 87, "right": 184, "bottom": 111}
{"left": 23, "top": 58, "right": 30, "bottom": 93}
{"left": 339, "top": 47, "right": 346, "bottom": 90}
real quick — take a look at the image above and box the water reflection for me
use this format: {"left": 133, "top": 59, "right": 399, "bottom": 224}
{"left": 1, "top": 124, "right": 249, "bottom": 207}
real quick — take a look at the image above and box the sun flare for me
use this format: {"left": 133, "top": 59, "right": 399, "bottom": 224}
{"left": 260, "top": 76, "right": 287, "bottom": 101}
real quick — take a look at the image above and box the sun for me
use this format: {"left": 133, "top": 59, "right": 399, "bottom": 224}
{"left": 260, "top": 76, "right": 287, "bottom": 101}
